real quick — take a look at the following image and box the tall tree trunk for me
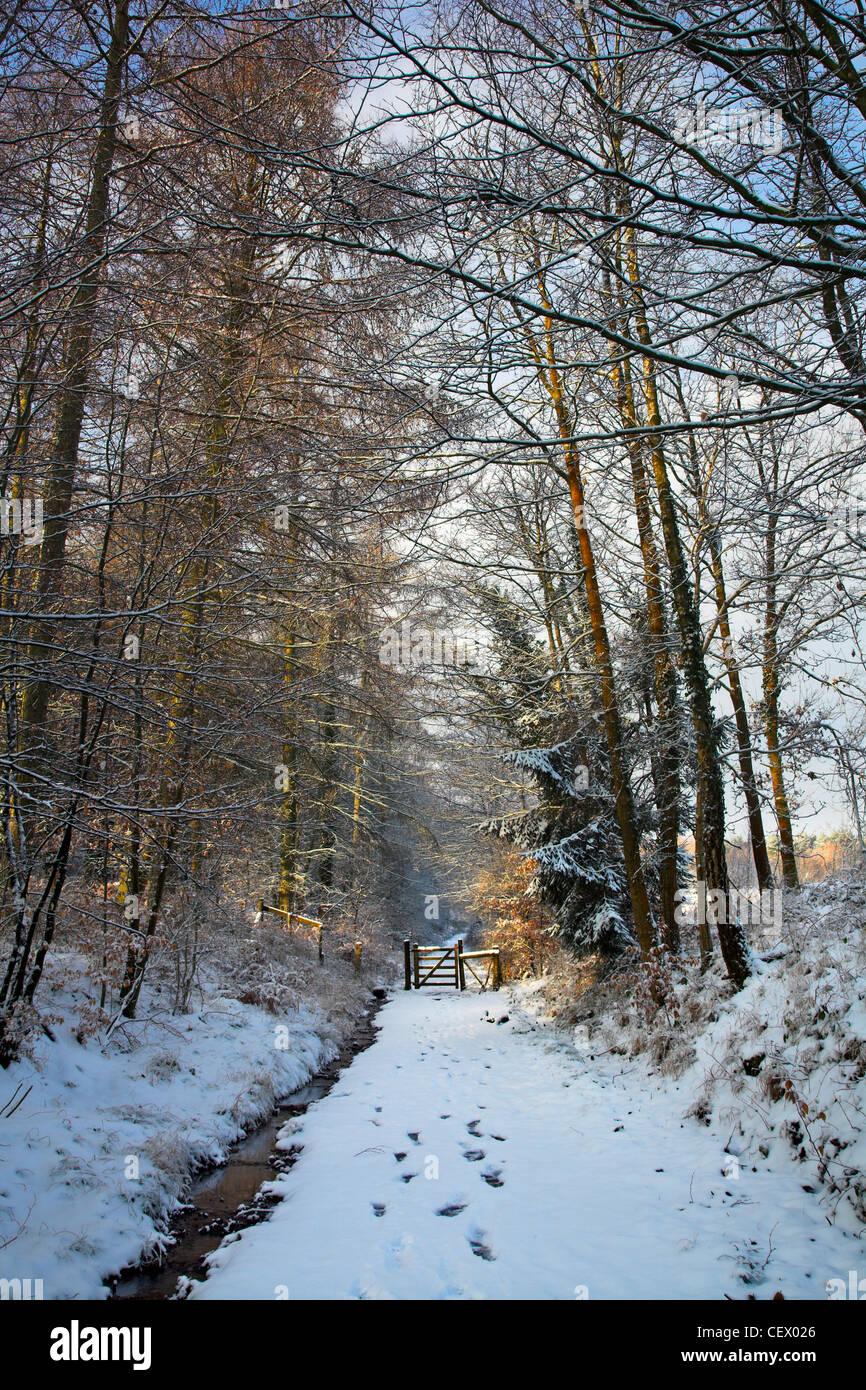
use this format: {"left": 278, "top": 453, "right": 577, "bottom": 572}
{"left": 673, "top": 383, "right": 775, "bottom": 898}
{"left": 607, "top": 311, "right": 682, "bottom": 950}
{"left": 120, "top": 222, "right": 255, "bottom": 1012}
{"left": 277, "top": 520, "right": 299, "bottom": 912}
{"left": 20, "top": 0, "right": 130, "bottom": 753}
{"left": 705, "top": 525, "right": 774, "bottom": 892}
{"left": 763, "top": 511, "right": 800, "bottom": 887}
{"left": 562, "top": 452, "right": 656, "bottom": 956}
{"left": 520, "top": 280, "right": 656, "bottom": 955}
{"left": 278, "top": 615, "right": 299, "bottom": 913}
{"left": 621, "top": 224, "right": 750, "bottom": 987}
{"left": 575, "top": 22, "right": 748, "bottom": 984}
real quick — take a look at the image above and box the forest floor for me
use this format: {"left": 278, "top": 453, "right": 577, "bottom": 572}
{"left": 187, "top": 984, "right": 862, "bottom": 1301}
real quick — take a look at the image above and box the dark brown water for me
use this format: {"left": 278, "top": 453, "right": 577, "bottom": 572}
{"left": 109, "top": 1001, "right": 384, "bottom": 1300}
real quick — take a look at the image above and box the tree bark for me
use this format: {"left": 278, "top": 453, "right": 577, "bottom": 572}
{"left": 705, "top": 525, "right": 774, "bottom": 892}
{"left": 621, "top": 225, "right": 751, "bottom": 988}
{"left": 608, "top": 322, "right": 682, "bottom": 951}
{"left": 20, "top": 0, "right": 130, "bottom": 753}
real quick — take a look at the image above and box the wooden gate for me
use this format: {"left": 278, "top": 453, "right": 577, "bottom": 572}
{"left": 459, "top": 949, "right": 503, "bottom": 991}
{"left": 411, "top": 942, "right": 460, "bottom": 989}
{"left": 403, "top": 940, "right": 503, "bottom": 991}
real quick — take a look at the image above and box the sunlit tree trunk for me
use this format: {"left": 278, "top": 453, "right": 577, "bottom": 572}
{"left": 706, "top": 525, "right": 774, "bottom": 892}
{"left": 763, "top": 511, "right": 800, "bottom": 887}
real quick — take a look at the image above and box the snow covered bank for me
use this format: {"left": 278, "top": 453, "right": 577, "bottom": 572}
{"left": 532, "top": 877, "right": 866, "bottom": 1235}
{"left": 187, "top": 987, "right": 861, "bottom": 1300}
{"left": 0, "top": 934, "right": 375, "bottom": 1299}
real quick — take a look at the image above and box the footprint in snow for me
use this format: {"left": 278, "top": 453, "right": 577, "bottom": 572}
{"left": 436, "top": 1202, "right": 467, "bottom": 1217}
{"left": 481, "top": 1168, "right": 504, "bottom": 1187}
{"left": 401, "top": 1173, "right": 418, "bottom": 1183}
{"left": 394, "top": 1152, "right": 407, "bottom": 1162}
{"left": 407, "top": 1131, "right": 421, "bottom": 1144}
{"left": 371, "top": 1202, "right": 387, "bottom": 1218}
{"left": 463, "top": 1148, "right": 485, "bottom": 1162}
{"left": 469, "top": 1232, "right": 495, "bottom": 1261}
{"left": 466, "top": 1119, "right": 482, "bottom": 1135}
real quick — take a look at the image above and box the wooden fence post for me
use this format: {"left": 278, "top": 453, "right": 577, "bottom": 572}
{"left": 456, "top": 939, "right": 465, "bottom": 990}
{"left": 354, "top": 942, "right": 362, "bottom": 975}
{"left": 403, "top": 940, "right": 411, "bottom": 990}
{"left": 494, "top": 952, "right": 503, "bottom": 989}
{"left": 412, "top": 942, "right": 420, "bottom": 990}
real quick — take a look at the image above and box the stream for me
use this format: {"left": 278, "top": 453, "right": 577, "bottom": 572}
{"left": 109, "top": 996, "right": 385, "bottom": 1300}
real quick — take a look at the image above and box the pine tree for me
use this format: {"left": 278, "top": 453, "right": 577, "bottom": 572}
{"left": 483, "top": 732, "right": 637, "bottom": 956}
{"left": 472, "top": 586, "right": 652, "bottom": 957}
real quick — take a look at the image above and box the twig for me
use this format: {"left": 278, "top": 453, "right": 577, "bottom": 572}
{"left": 0, "top": 1082, "right": 32, "bottom": 1119}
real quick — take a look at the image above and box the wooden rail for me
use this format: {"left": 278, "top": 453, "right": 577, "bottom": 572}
{"left": 460, "top": 949, "right": 502, "bottom": 991}
{"left": 255, "top": 899, "right": 362, "bottom": 972}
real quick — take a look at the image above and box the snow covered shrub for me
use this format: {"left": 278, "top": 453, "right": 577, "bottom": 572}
{"left": 142, "top": 1130, "right": 196, "bottom": 1178}
{"left": 631, "top": 947, "right": 692, "bottom": 1067}
{"left": 181, "top": 906, "right": 378, "bottom": 1044}
{"left": 236, "top": 979, "right": 294, "bottom": 1014}
{"left": 228, "top": 1070, "right": 275, "bottom": 1127}
{"left": 0, "top": 998, "right": 43, "bottom": 1061}
{"left": 520, "top": 875, "right": 865, "bottom": 1225}
{"left": 603, "top": 880, "right": 866, "bottom": 1224}
{"left": 143, "top": 1049, "right": 182, "bottom": 1083}
{"left": 45, "top": 882, "right": 131, "bottom": 1014}
{"left": 164, "top": 894, "right": 204, "bottom": 1015}
{"left": 73, "top": 1000, "right": 113, "bottom": 1043}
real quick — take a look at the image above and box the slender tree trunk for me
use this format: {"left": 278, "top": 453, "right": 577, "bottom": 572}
{"left": 608, "top": 322, "right": 681, "bottom": 950}
{"left": 120, "top": 224, "right": 256, "bottom": 1009}
{"left": 705, "top": 525, "right": 774, "bottom": 891}
{"left": 621, "top": 225, "right": 750, "bottom": 987}
{"left": 521, "top": 279, "right": 656, "bottom": 955}
{"left": 20, "top": 0, "right": 129, "bottom": 752}
{"left": 278, "top": 614, "right": 299, "bottom": 912}
{"left": 562, "top": 452, "right": 656, "bottom": 955}
{"left": 763, "top": 522, "right": 800, "bottom": 887}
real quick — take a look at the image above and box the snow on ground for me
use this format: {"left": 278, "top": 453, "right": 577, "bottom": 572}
{"left": 0, "top": 993, "right": 342, "bottom": 1299}
{"left": 188, "top": 987, "right": 862, "bottom": 1300}
{"left": 574, "top": 881, "right": 866, "bottom": 1230}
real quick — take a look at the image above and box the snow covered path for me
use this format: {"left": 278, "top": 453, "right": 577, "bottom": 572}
{"left": 190, "top": 988, "right": 860, "bottom": 1300}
